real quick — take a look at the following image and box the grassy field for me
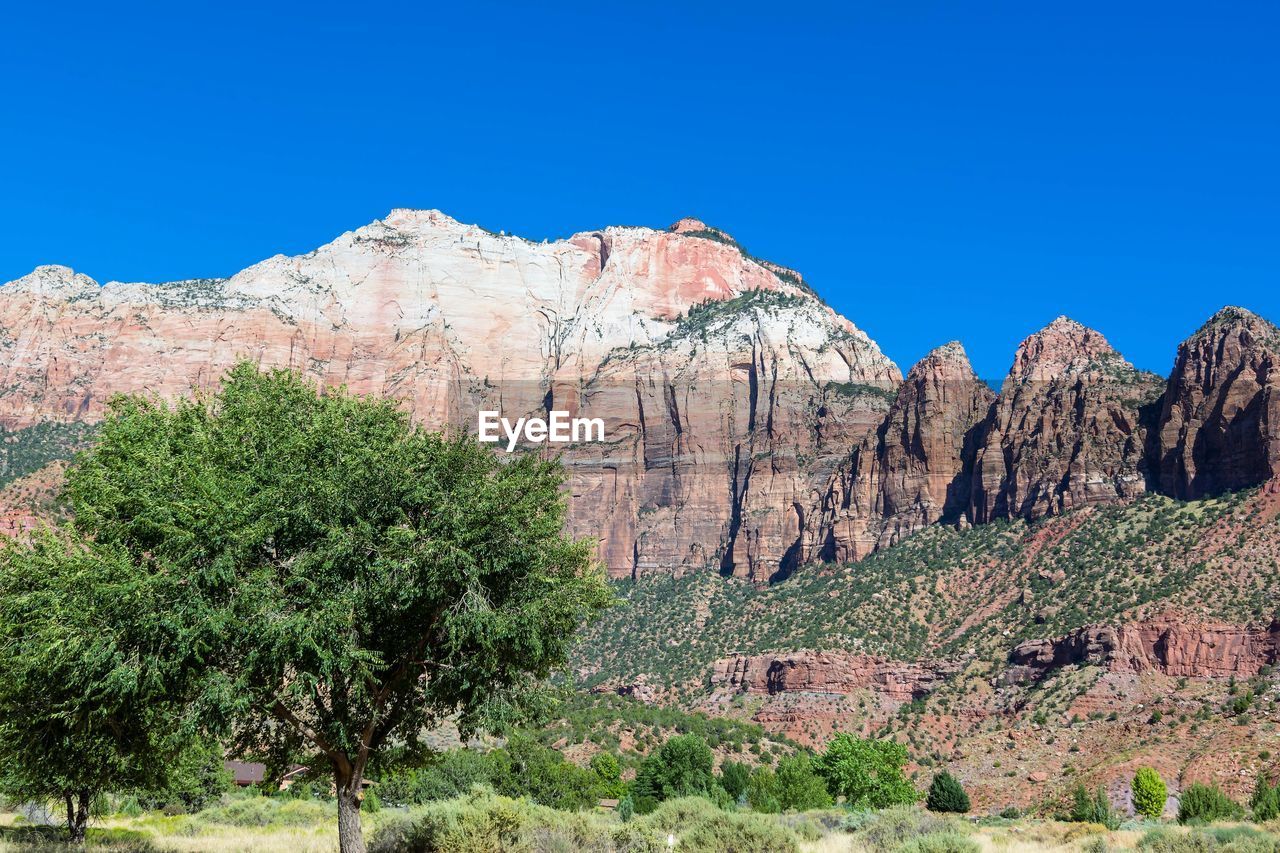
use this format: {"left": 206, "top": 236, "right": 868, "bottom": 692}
{"left": 5, "top": 796, "right": 1280, "bottom": 853}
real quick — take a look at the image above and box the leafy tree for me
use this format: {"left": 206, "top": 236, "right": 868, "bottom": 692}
{"left": 815, "top": 733, "right": 919, "bottom": 809}
{"left": 0, "top": 531, "right": 194, "bottom": 843}
{"left": 1069, "top": 784, "right": 1120, "bottom": 830}
{"left": 1178, "top": 783, "right": 1244, "bottom": 824}
{"left": 590, "top": 751, "right": 624, "bottom": 799}
{"left": 378, "top": 748, "right": 497, "bottom": 806}
{"left": 631, "top": 734, "right": 716, "bottom": 814}
{"left": 64, "top": 364, "right": 613, "bottom": 852}
{"left": 746, "top": 767, "right": 781, "bottom": 813}
{"left": 490, "top": 736, "right": 601, "bottom": 810}
{"left": 926, "top": 771, "right": 971, "bottom": 814}
{"left": 775, "top": 754, "right": 832, "bottom": 811}
{"left": 719, "top": 760, "right": 751, "bottom": 803}
{"left": 1131, "top": 767, "right": 1167, "bottom": 820}
{"left": 1250, "top": 774, "right": 1280, "bottom": 822}
{"left": 135, "top": 739, "right": 235, "bottom": 813}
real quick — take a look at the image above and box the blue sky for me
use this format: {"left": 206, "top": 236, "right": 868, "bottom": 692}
{"left": 1, "top": 1, "right": 1275, "bottom": 380}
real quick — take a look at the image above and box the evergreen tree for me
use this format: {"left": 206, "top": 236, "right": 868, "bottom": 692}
{"left": 926, "top": 771, "right": 971, "bottom": 814}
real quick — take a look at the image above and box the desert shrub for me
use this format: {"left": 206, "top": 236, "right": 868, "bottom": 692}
{"left": 899, "top": 831, "right": 981, "bottom": 853}
{"left": 926, "top": 772, "right": 970, "bottom": 814}
{"left": 636, "top": 796, "right": 800, "bottom": 853}
{"left": 193, "top": 796, "right": 332, "bottom": 828}
{"left": 1139, "top": 825, "right": 1280, "bottom": 853}
{"left": 1133, "top": 768, "right": 1169, "bottom": 820}
{"left": 1179, "top": 783, "right": 1245, "bottom": 824}
{"left": 846, "top": 805, "right": 952, "bottom": 850}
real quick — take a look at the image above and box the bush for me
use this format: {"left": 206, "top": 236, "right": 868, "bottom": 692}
{"left": 774, "top": 754, "right": 832, "bottom": 811}
{"left": 638, "top": 796, "right": 800, "bottom": 853}
{"left": 746, "top": 767, "right": 781, "bottom": 814}
{"left": 899, "top": 831, "right": 981, "bottom": 853}
{"left": 1179, "top": 783, "right": 1245, "bottom": 824}
{"left": 926, "top": 772, "right": 970, "bottom": 814}
{"left": 1133, "top": 768, "right": 1169, "bottom": 820}
{"left": 1251, "top": 775, "right": 1280, "bottom": 823}
{"left": 719, "top": 760, "right": 751, "bottom": 803}
{"left": 631, "top": 734, "right": 716, "bottom": 814}
{"left": 1071, "top": 784, "right": 1121, "bottom": 830}
{"left": 846, "top": 805, "right": 953, "bottom": 850}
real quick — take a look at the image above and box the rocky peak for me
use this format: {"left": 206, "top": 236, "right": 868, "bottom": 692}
{"left": 669, "top": 217, "right": 717, "bottom": 235}
{"left": 1156, "top": 306, "right": 1280, "bottom": 499}
{"left": 1008, "top": 316, "right": 1118, "bottom": 384}
{"left": 3, "top": 265, "right": 100, "bottom": 299}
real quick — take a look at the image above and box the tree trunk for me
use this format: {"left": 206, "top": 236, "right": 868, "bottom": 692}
{"left": 68, "top": 788, "right": 90, "bottom": 844}
{"left": 336, "top": 776, "right": 366, "bottom": 853}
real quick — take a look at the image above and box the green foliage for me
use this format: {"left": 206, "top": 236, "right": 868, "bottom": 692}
{"left": 490, "top": 736, "right": 603, "bottom": 811}
{"left": 1139, "top": 825, "right": 1280, "bottom": 853}
{"left": 631, "top": 734, "right": 716, "bottom": 814}
{"left": 1178, "top": 783, "right": 1245, "bottom": 824}
{"left": 1070, "top": 784, "right": 1121, "bottom": 830}
{"left": 134, "top": 739, "right": 235, "bottom": 814}
{"left": 1250, "top": 774, "right": 1280, "bottom": 822}
{"left": 0, "top": 529, "right": 196, "bottom": 841}
{"left": 898, "top": 832, "right": 982, "bottom": 853}
{"left": 746, "top": 767, "right": 781, "bottom": 814}
{"left": 1132, "top": 767, "right": 1169, "bottom": 820}
{"left": 719, "top": 760, "right": 751, "bottom": 803}
{"left": 774, "top": 754, "right": 832, "bottom": 811}
{"left": 0, "top": 421, "right": 97, "bottom": 488}
{"left": 379, "top": 748, "right": 498, "bottom": 806}
{"left": 815, "top": 733, "right": 919, "bottom": 809}
{"left": 589, "top": 751, "right": 624, "bottom": 799}
{"left": 60, "top": 362, "right": 614, "bottom": 849}
{"left": 926, "top": 771, "right": 971, "bottom": 814}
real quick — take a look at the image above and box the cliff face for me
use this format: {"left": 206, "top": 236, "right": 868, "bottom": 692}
{"left": 709, "top": 651, "right": 954, "bottom": 702}
{"left": 969, "top": 318, "right": 1164, "bottom": 524}
{"left": 1156, "top": 307, "right": 1280, "bottom": 500}
{"left": 0, "top": 211, "right": 899, "bottom": 580}
{"left": 804, "top": 342, "right": 994, "bottom": 563}
{"left": 1006, "top": 618, "right": 1280, "bottom": 682}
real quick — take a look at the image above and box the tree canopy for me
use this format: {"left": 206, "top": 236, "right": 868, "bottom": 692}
{"left": 814, "top": 733, "right": 919, "bottom": 810}
{"left": 61, "top": 362, "right": 614, "bottom": 852}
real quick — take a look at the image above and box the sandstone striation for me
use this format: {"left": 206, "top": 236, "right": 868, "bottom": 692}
{"left": 709, "top": 650, "right": 955, "bottom": 702}
{"left": 1005, "top": 618, "right": 1280, "bottom": 682}
{"left": 968, "top": 317, "right": 1164, "bottom": 524}
{"left": 1155, "top": 307, "right": 1280, "bottom": 499}
{"left": 804, "top": 342, "right": 994, "bottom": 562}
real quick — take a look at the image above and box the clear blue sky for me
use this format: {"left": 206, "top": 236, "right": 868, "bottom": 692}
{"left": 2, "top": 1, "right": 1276, "bottom": 380}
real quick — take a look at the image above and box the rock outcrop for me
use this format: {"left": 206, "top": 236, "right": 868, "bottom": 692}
{"left": 710, "top": 650, "right": 954, "bottom": 702}
{"left": 1155, "top": 307, "right": 1280, "bottom": 499}
{"left": 804, "top": 342, "right": 994, "bottom": 562}
{"left": 0, "top": 211, "right": 899, "bottom": 580}
{"left": 1005, "top": 618, "right": 1280, "bottom": 682}
{"left": 969, "top": 318, "right": 1164, "bottom": 524}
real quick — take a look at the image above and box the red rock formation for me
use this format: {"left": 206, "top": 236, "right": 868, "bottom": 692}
{"left": 1006, "top": 618, "right": 1280, "bottom": 682}
{"left": 1156, "top": 307, "right": 1280, "bottom": 499}
{"left": 805, "top": 342, "right": 994, "bottom": 562}
{"left": 969, "top": 317, "right": 1164, "bottom": 524}
{"left": 709, "top": 650, "right": 954, "bottom": 702}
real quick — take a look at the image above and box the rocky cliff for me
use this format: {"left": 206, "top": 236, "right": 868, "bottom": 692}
{"left": 1005, "top": 618, "right": 1280, "bottom": 682}
{"left": 803, "top": 342, "right": 994, "bottom": 563}
{"left": 709, "top": 650, "right": 954, "bottom": 702}
{"left": 1155, "top": 307, "right": 1280, "bottom": 500}
{"left": 0, "top": 211, "right": 899, "bottom": 580}
{"left": 969, "top": 317, "right": 1165, "bottom": 524}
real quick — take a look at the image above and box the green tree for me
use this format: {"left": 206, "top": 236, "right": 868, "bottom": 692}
{"left": 815, "top": 733, "right": 919, "bottom": 809}
{"left": 590, "top": 751, "right": 625, "bottom": 799}
{"left": 490, "top": 736, "right": 601, "bottom": 810}
{"left": 1069, "top": 784, "right": 1120, "bottom": 830}
{"left": 719, "top": 760, "right": 751, "bottom": 803}
{"left": 1178, "top": 783, "right": 1243, "bottom": 824}
{"left": 1131, "top": 767, "right": 1167, "bottom": 820}
{"left": 0, "top": 531, "right": 195, "bottom": 843}
{"left": 775, "top": 754, "right": 832, "bottom": 811}
{"left": 1250, "top": 774, "right": 1280, "bottom": 822}
{"left": 65, "top": 364, "right": 613, "bottom": 853}
{"left": 926, "top": 771, "right": 971, "bottom": 814}
{"left": 746, "top": 767, "right": 781, "bottom": 814}
{"left": 631, "top": 734, "right": 716, "bottom": 814}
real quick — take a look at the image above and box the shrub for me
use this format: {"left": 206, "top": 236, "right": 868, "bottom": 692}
{"left": 589, "top": 752, "right": 624, "bottom": 799}
{"left": 719, "top": 760, "right": 751, "bottom": 803}
{"left": 1070, "top": 784, "right": 1121, "bottom": 830}
{"left": 1251, "top": 775, "right": 1280, "bottom": 823}
{"left": 899, "top": 831, "right": 981, "bottom": 853}
{"left": 926, "top": 772, "right": 971, "bottom": 814}
{"left": 746, "top": 767, "right": 781, "bottom": 814}
{"left": 638, "top": 796, "right": 800, "bottom": 853}
{"left": 1179, "top": 783, "right": 1245, "bottom": 824}
{"left": 847, "top": 805, "right": 951, "bottom": 850}
{"left": 1133, "top": 768, "right": 1169, "bottom": 820}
